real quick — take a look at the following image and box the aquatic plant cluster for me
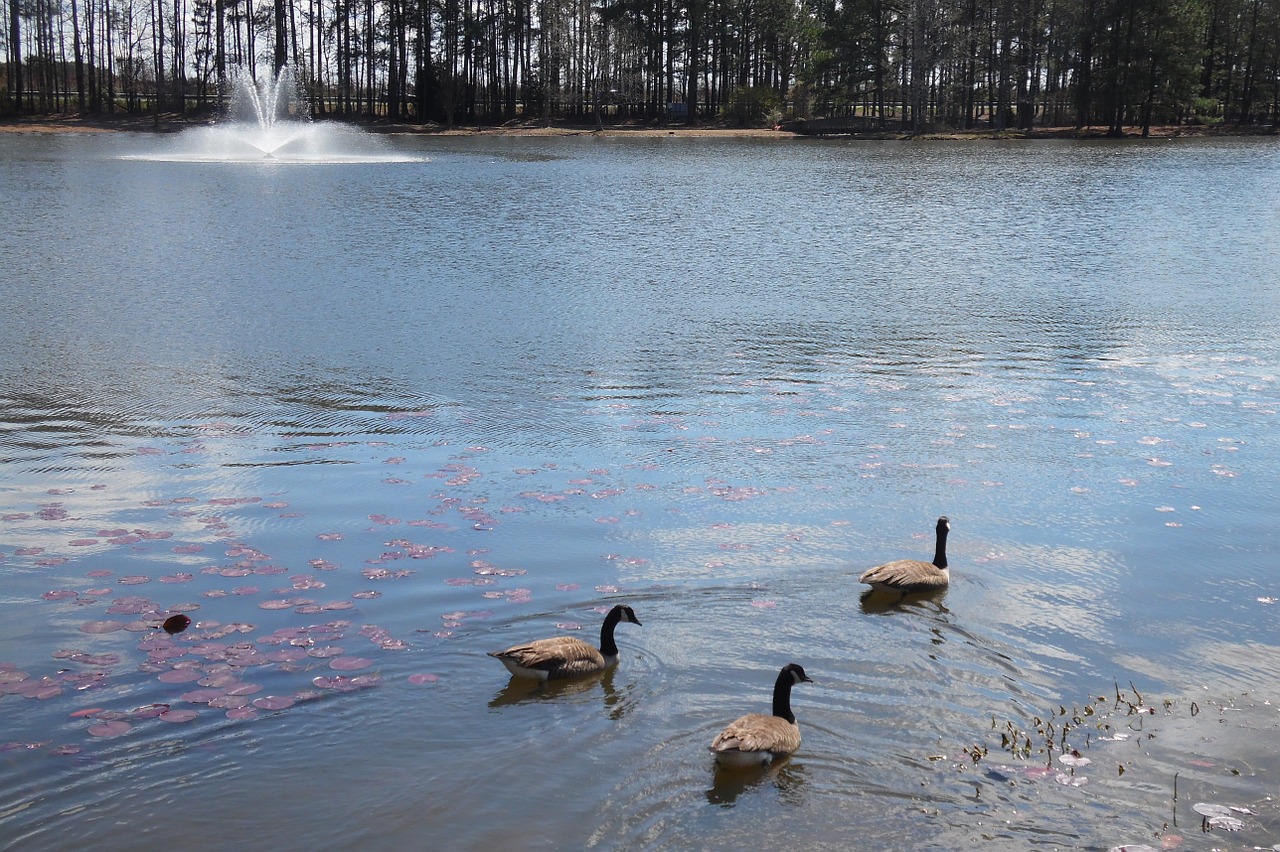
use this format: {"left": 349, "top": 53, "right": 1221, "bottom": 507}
{"left": 0, "top": 439, "right": 673, "bottom": 741}
{"left": 3, "top": 468, "right": 1272, "bottom": 851}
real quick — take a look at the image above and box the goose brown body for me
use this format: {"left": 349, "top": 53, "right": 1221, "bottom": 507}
{"left": 710, "top": 663, "right": 812, "bottom": 768}
{"left": 859, "top": 517, "right": 951, "bottom": 593}
{"left": 488, "top": 604, "right": 641, "bottom": 681}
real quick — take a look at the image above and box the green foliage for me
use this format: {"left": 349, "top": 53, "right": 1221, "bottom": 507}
{"left": 1190, "top": 96, "right": 1223, "bottom": 125}
{"left": 721, "top": 85, "right": 782, "bottom": 127}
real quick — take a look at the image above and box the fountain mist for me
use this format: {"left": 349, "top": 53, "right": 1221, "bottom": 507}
{"left": 127, "top": 65, "right": 423, "bottom": 163}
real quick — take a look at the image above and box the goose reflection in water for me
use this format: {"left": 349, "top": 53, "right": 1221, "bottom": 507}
{"left": 488, "top": 666, "right": 631, "bottom": 719}
{"left": 858, "top": 585, "right": 950, "bottom": 615}
{"left": 707, "top": 758, "right": 807, "bottom": 806}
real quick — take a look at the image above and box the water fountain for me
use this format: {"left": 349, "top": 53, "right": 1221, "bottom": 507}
{"left": 130, "top": 65, "right": 421, "bottom": 163}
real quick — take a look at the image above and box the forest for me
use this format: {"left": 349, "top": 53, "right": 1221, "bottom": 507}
{"left": 4, "top": 0, "right": 1280, "bottom": 134}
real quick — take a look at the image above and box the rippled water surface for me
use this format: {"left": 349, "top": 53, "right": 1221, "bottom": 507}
{"left": 3, "top": 131, "right": 1280, "bottom": 850}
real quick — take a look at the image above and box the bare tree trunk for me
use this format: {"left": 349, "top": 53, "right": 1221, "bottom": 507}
{"left": 71, "top": 0, "right": 86, "bottom": 111}
{"left": 9, "top": 0, "right": 23, "bottom": 111}
{"left": 274, "top": 0, "right": 287, "bottom": 71}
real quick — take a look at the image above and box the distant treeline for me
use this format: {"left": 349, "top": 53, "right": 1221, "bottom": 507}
{"left": 3, "top": 0, "right": 1280, "bottom": 133}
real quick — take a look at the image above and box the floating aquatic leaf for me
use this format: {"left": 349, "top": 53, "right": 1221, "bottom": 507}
{"left": 157, "top": 668, "right": 204, "bottom": 683}
{"left": 226, "top": 683, "right": 263, "bottom": 696}
{"left": 1192, "top": 803, "right": 1231, "bottom": 818}
{"left": 129, "top": 704, "right": 170, "bottom": 719}
{"left": 159, "top": 709, "right": 198, "bottom": 723}
{"left": 408, "top": 673, "right": 440, "bottom": 684}
{"left": 179, "top": 688, "right": 226, "bottom": 704}
{"left": 252, "top": 695, "right": 295, "bottom": 710}
{"left": 329, "top": 656, "right": 372, "bottom": 671}
{"left": 265, "top": 648, "right": 307, "bottom": 663}
{"left": 87, "top": 720, "right": 132, "bottom": 737}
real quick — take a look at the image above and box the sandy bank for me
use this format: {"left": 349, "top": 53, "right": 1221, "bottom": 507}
{"left": 1, "top": 113, "right": 1267, "bottom": 140}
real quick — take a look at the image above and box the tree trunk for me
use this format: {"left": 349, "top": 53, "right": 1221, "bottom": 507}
{"left": 9, "top": 0, "right": 23, "bottom": 111}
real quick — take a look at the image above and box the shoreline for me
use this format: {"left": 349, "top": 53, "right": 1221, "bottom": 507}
{"left": 0, "top": 112, "right": 1272, "bottom": 140}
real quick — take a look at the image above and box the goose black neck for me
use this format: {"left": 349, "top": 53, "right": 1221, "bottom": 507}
{"left": 771, "top": 673, "right": 797, "bottom": 724}
{"left": 599, "top": 607, "right": 623, "bottom": 656}
{"left": 933, "top": 525, "right": 949, "bottom": 569}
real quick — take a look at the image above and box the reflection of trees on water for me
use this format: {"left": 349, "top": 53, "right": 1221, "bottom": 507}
{"left": 706, "top": 757, "right": 807, "bottom": 806}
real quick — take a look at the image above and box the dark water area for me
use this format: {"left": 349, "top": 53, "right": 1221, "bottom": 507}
{"left": 2, "top": 131, "right": 1279, "bottom": 850}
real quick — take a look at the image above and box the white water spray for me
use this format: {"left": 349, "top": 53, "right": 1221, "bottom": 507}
{"left": 126, "top": 65, "right": 422, "bottom": 163}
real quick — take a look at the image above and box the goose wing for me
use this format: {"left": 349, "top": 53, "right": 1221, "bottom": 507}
{"left": 859, "top": 558, "right": 947, "bottom": 592}
{"left": 488, "top": 636, "right": 606, "bottom": 677}
{"left": 710, "top": 713, "right": 801, "bottom": 755}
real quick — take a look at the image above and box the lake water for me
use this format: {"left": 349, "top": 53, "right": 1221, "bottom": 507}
{"left": 2, "top": 129, "right": 1279, "bottom": 851}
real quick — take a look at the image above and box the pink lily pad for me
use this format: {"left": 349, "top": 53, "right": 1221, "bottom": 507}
{"left": 179, "top": 688, "right": 227, "bottom": 703}
{"left": 329, "top": 656, "right": 372, "bottom": 671}
{"left": 225, "top": 683, "right": 263, "bottom": 696}
{"left": 158, "top": 669, "right": 205, "bottom": 683}
{"left": 159, "top": 709, "right": 199, "bottom": 723}
{"left": 87, "top": 720, "right": 132, "bottom": 737}
{"left": 129, "top": 703, "right": 171, "bottom": 719}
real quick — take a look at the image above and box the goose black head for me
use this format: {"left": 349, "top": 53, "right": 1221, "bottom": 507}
{"left": 614, "top": 604, "right": 642, "bottom": 626}
{"left": 782, "top": 663, "right": 812, "bottom": 685}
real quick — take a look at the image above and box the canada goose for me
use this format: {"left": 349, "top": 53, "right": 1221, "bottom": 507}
{"left": 709, "top": 663, "right": 813, "bottom": 768}
{"left": 488, "top": 604, "right": 642, "bottom": 681}
{"left": 859, "top": 516, "right": 950, "bottom": 593}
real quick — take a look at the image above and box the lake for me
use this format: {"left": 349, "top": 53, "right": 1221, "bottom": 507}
{"left": 1, "top": 129, "right": 1279, "bottom": 851}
